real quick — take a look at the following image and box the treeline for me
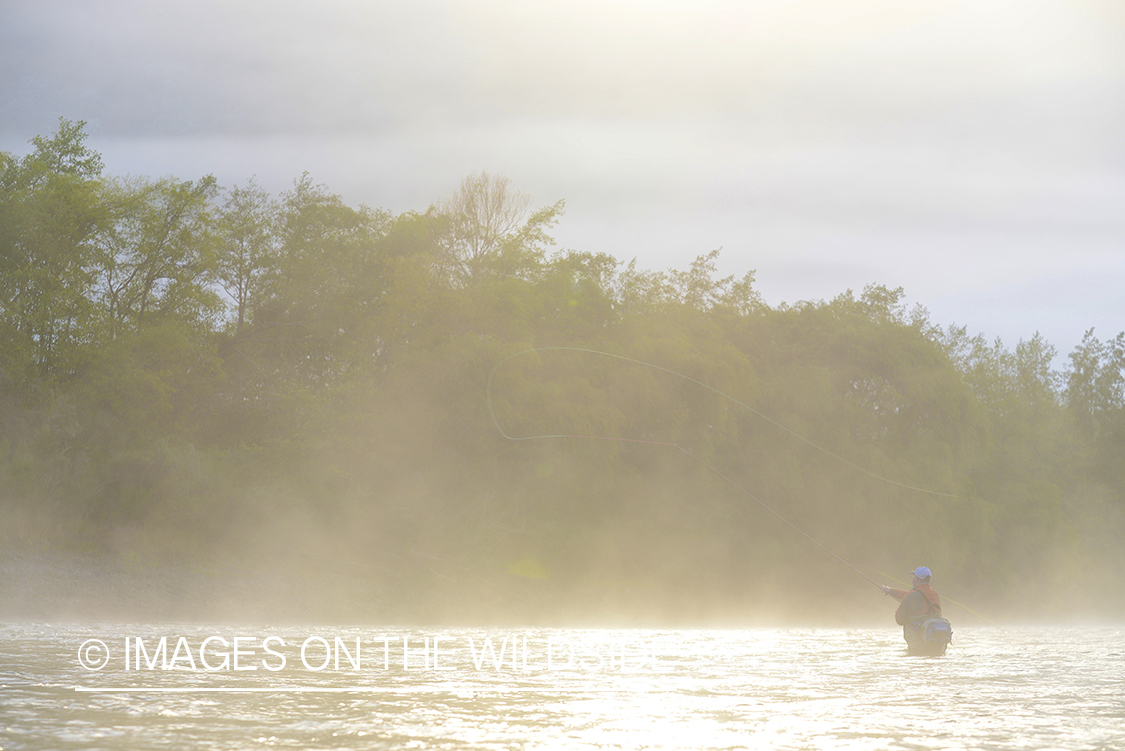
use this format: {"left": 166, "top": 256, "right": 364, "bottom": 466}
{"left": 2, "top": 120, "right": 1123, "bottom": 624}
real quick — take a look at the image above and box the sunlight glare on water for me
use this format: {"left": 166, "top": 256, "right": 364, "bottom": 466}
{"left": 2, "top": 624, "right": 1123, "bottom": 750}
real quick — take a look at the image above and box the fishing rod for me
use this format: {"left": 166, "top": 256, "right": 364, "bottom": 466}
{"left": 852, "top": 565, "right": 998, "bottom": 625}
{"left": 485, "top": 346, "right": 961, "bottom": 592}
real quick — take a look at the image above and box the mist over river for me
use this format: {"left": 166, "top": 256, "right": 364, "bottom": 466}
{"left": 2, "top": 623, "right": 1122, "bottom": 750}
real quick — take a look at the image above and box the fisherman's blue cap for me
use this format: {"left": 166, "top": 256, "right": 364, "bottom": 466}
{"left": 912, "top": 566, "right": 932, "bottom": 579}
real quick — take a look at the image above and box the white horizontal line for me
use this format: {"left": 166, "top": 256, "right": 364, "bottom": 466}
{"left": 75, "top": 687, "right": 388, "bottom": 693}
{"left": 72, "top": 686, "right": 606, "bottom": 694}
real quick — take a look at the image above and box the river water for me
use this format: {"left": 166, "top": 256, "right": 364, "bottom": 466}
{"left": 2, "top": 623, "right": 1122, "bottom": 750}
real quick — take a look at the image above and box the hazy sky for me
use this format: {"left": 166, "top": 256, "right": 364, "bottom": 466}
{"left": 3, "top": 0, "right": 1122, "bottom": 360}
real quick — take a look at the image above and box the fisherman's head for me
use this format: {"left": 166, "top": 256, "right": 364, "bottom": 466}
{"left": 911, "top": 566, "right": 932, "bottom": 585}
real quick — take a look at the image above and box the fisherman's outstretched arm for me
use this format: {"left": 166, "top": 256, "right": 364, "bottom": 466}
{"left": 882, "top": 587, "right": 909, "bottom": 602}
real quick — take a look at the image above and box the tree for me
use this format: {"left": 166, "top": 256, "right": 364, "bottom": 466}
{"left": 668, "top": 249, "right": 762, "bottom": 315}
{"left": 1065, "top": 328, "right": 1125, "bottom": 486}
{"left": 0, "top": 118, "right": 107, "bottom": 383}
{"left": 89, "top": 175, "right": 222, "bottom": 338}
{"left": 431, "top": 172, "right": 563, "bottom": 286}
{"left": 216, "top": 178, "right": 279, "bottom": 334}
{"left": 1066, "top": 328, "right": 1125, "bottom": 437}
{"left": 233, "top": 173, "right": 391, "bottom": 390}
{"left": 613, "top": 250, "right": 762, "bottom": 317}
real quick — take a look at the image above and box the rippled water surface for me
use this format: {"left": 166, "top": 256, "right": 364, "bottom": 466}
{"left": 2, "top": 623, "right": 1123, "bottom": 750}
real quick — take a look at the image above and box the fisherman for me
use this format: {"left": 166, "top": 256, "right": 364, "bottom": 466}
{"left": 882, "top": 566, "right": 941, "bottom": 624}
{"left": 882, "top": 566, "right": 949, "bottom": 652}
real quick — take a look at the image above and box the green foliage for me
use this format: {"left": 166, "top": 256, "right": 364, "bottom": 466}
{"left": 0, "top": 118, "right": 108, "bottom": 383}
{"left": 1066, "top": 329, "right": 1125, "bottom": 434}
{"left": 216, "top": 177, "right": 279, "bottom": 333}
{"left": 1066, "top": 329, "right": 1125, "bottom": 487}
{"left": 1, "top": 120, "right": 1122, "bottom": 622}
{"left": 92, "top": 175, "right": 223, "bottom": 338}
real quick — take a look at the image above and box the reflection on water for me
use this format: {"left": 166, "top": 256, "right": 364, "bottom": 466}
{"left": 2, "top": 624, "right": 1123, "bottom": 750}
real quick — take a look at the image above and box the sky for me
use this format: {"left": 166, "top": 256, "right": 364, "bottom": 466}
{"left": 3, "top": 0, "right": 1123, "bottom": 362}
